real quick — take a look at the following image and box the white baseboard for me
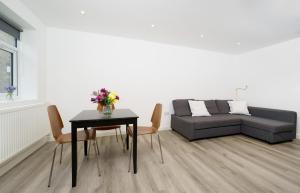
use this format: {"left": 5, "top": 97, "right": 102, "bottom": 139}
{"left": 297, "top": 133, "right": 300, "bottom": 139}
{"left": 0, "top": 135, "right": 48, "bottom": 177}
{"left": 160, "top": 127, "right": 172, "bottom": 131}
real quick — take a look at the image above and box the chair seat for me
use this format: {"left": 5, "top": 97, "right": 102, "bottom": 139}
{"left": 57, "top": 129, "right": 95, "bottom": 144}
{"left": 92, "top": 125, "right": 121, "bottom": 130}
{"left": 127, "top": 126, "right": 156, "bottom": 136}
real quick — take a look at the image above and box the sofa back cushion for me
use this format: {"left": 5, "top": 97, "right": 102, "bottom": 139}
{"left": 173, "top": 99, "right": 221, "bottom": 116}
{"left": 216, "top": 100, "right": 231, "bottom": 114}
{"left": 204, "top": 100, "right": 219, "bottom": 115}
{"left": 173, "top": 99, "right": 192, "bottom": 116}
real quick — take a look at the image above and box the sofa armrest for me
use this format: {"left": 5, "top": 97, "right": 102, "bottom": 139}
{"left": 171, "top": 115, "right": 194, "bottom": 140}
{"left": 248, "top": 106, "right": 297, "bottom": 124}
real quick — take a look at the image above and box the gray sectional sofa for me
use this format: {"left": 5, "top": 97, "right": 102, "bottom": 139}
{"left": 171, "top": 99, "right": 297, "bottom": 143}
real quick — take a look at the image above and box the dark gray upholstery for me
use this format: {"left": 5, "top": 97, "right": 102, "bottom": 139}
{"left": 173, "top": 99, "right": 221, "bottom": 116}
{"left": 171, "top": 115, "right": 194, "bottom": 139}
{"left": 248, "top": 106, "right": 297, "bottom": 123}
{"left": 178, "top": 115, "right": 241, "bottom": 130}
{"left": 241, "top": 125, "right": 296, "bottom": 144}
{"left": 215, "top": 100, "right": 231, "bottom": 114}
{"left": 204, "top": 100, "right": 219, "bottom": 115}
{"left": 171, "top": 99, "right": 297, "bottom": 143}
{"left": 241, "top": 116, "right": 294, "bottom": 133}
{"left": 195, "top": 125, "right": 241, "bottom": 139}
{"left": 172, "top": 99, "right": 192, "bottom": 116}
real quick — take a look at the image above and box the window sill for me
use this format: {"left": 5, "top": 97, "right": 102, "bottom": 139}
{"left": 0, "top": 99, "right": 46, "bottom": 113}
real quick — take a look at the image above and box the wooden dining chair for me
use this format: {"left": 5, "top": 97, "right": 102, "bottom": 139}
{"left": 91, "top": 103, "right": 125, "bottom": 151}
{"left": 127, "top": 103, "right": 164, "bottom": 172}
{"left": 47, "top": 105, "right": 101, "bottom": 187}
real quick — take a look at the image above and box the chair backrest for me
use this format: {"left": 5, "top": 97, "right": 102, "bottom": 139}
{"left": 151, "top": 103, "right": 162, "bottom": 131}
{"left": 97, "top": 103, "right": 115, "bottom": 111}
{"left": 47, "top": 105, "right": 63, "bottom": 140}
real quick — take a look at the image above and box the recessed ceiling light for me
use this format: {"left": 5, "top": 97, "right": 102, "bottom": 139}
{"left": 151, "top": 24, "right": 155, "bottom": 28}
{"left": 236, "top": 42, "right": 241, "bottom": 45}
{"left": 200, "top": 34, "right": 204, "bottom": 38}
{"left": 80, "top": 10, "right": 86, "bottom": 15}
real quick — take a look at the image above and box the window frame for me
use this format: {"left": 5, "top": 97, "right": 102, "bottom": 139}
{"left": 0, "top": 38, "right": 18, "bottom": 99}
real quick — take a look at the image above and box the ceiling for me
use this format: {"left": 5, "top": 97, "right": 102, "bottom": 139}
{"left": 20, "top": 0, "right": 300, "bottom": 54}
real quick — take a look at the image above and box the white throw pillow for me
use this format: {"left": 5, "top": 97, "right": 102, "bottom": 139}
{"left": 188, "top": 100, "right": 211, "bottom": 116}
{"left": 228, "top": 101, "right": 251, "bottom": 115}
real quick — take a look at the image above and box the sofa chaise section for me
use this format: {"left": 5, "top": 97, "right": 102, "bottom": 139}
{"left": 241, "top": 107, "right": 297, "bottom": 143}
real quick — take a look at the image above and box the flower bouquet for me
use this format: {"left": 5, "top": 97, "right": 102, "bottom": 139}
{"left": 91, "top": 88, "right": 119, "bottom": 115}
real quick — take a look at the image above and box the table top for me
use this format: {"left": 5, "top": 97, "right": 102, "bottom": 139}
{"left": 69, "top": 109, "right": 139, "bottom": 122}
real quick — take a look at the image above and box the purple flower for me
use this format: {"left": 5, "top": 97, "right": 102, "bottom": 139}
{"left": 100, "top": 88, "right": 108, "bottom": 97}
{"left": 5, "top": 86, "right": 16, "bottom": 93}
{"left": 100, "top": 88, "right": 107, "bottom": 93}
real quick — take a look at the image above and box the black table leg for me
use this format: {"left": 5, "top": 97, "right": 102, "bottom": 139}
{"left": 133, "top": 119, "right": 137, "bottom": 173}
{"left": 71, "top": 124, "right": 77, "bottom": 187}
{"left": 84, "top": 127, "right": 88, "bottom": 156}
{"left": 126, "top": 124, "right": 129, "bottom": 150}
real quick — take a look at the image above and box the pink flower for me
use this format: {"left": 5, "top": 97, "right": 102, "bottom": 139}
{"left": 100, "top": 88, "right": 108, "bottom": 97}
{"left": 96, "top": 95, "right": 103, "bottom": 102}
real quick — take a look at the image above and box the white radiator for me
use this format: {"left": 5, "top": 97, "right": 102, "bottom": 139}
{"left": 0, "top": 102, "right": 49, "bottom": 164}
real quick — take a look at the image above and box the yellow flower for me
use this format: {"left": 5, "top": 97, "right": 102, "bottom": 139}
{"left": 110, "top": 91, "right": 118, "bottom": 96}
{"left": 108, "top": 93, "right": 116, "bottom": 100}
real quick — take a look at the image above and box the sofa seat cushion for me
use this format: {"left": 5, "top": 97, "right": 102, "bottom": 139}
{"left": 180, "top": 114, "right": 242, "bottom": 130}
{"left": 240, "top": 116, "right": 294, "bottom": 133}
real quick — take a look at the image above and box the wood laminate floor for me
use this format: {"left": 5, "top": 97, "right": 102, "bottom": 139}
{"left": 1, "top": 130, "right": 300, "bottom": 193}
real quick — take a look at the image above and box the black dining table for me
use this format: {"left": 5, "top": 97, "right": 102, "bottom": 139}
{"left": 69, "top": 109, "right": 139, "bottom": 187}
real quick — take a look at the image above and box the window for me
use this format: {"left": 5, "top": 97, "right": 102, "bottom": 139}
{"left": 0, "top": 19, "right": 20, "bottom": 96}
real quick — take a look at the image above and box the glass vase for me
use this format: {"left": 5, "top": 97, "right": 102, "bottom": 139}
{"left": 103, "top": 105, "right": 112, "bottom": 115}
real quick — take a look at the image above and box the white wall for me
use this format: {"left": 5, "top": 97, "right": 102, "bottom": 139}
{"left": 18, "top": 27, "right": 46, "bottom": 100}
{"left": 46, "top": 27, "right": 300, "bottom": 135}
{"left": 46, "top": 28, "right": 238, "bottom": 130}
{"left": 236, "top": 38, "right": 300, "bottom": 134}
{"left": 0, "top": 0, "right": 47, "bottom": 102}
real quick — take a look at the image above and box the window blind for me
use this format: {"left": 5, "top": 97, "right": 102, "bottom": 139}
{"left": 0, "top": 18, "right": 21, "bottom": 40}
